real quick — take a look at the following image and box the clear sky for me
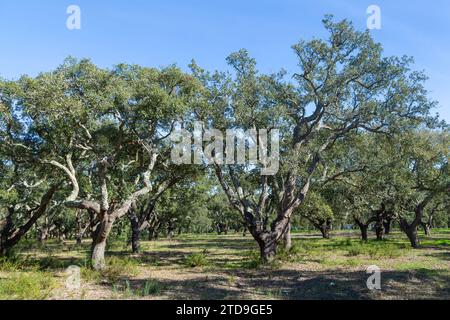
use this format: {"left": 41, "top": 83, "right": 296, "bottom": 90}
{"left": 1, "top": 0, "right": 449, "bottom": 121}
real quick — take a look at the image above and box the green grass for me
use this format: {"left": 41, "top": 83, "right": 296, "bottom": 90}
{"left": 0, "top": 271, "right": 56, "bottom": 300}
{"left": 422, "top": 239, "right": 450, "bottom": 246}
{"left": 394, "top": 261, "right": 442, "bottom": 272}
{"left": 231, "top": 235, "right": 417, "bottom": 269}
{"left": 80, "top": 266, "right": 102, "bottom": 283}
{"left": 1, "top": 229, "right": 449, "bottom": 299}
{"left": 96, "top": 256, "right": 141, "bottom": 283}
{"left": 184, "top": 250, "right": 210, "bottom": 268}
{"left": 242, "top": 250, "right": 263, "bottom": 269}
{"left": 0, "top": 256, "right": 23, "bottom": 272}
{"left": 344, "top": 241, "right": 407, "bottom": 258}
{"left": 112, "top": 279, "right": 166, "bottom": 298}
{"left": 140, "top": 280, "right": 166, "bottom": 296}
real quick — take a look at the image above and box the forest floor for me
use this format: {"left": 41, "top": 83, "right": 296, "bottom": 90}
{"left": 0, "top": 230, "right": 449, "bottom": 300}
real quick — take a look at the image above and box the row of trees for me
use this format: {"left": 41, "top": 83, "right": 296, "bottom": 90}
{"left": 1, "top": 17, "right": 449, "bottom": 269}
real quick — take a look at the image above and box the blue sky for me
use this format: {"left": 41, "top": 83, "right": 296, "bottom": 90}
{"left": 1, "top": 0, "right": 449, "bottom": 121}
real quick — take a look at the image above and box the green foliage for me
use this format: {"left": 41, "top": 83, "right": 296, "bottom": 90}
{"left": 242, "top": 250, "right": 262, "bottom": 269}
{"left": 345, "top": 241, "right": 407, "bottom": 258}
{"left": 0, "top": 256, "right": 22, "bottom": 272}
{"left": 112, "top": 279, "right": 166, "bottom": 298}
{"left": 141, "top": 280, "right": 166, "bottom": 296}
{"left": 0, "top": 271, "right": 56, "bottom": 300}
{"left": 101, "top": 256, "right": 140, "bottom": 282}
{"left": 297, "top": 192, "right": 334, "bottom": 222}
{"left": 184, "top": 250, "right": 210, "bottom": 268}
{"left": 207, "top": 193, "right": 242, "bottom": 233}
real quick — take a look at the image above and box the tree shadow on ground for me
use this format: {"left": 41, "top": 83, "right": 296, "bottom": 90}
{"left": 107, "top": 250, "right": 189, "bottom": 267}
{"left": 425, "top": 250, "right": 450, "bottom": 261}
{"left": 103, "top": 268, "right": 450, "bottom": 300}
{"left": 162, "top": 238, "right": 256, "bottom": 251}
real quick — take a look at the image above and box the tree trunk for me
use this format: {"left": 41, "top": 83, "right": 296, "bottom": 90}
{"left": 400, "top": 219, "right": 420, "bottom": 249}
{"left": 166, "top": 219, "right": 176, "bottom": 240}
{"left": 375, "top": 221, "right": 384, "bottom": 241}
{"left": 216, "top": 223, "right": 223, "bottom": 235}
{"left": 424, "top": 224, "right": 431, "bottom": 236}
{"left": 320, "top": 227, "right": 330, "bottom": 239}
{"left": 92, "top": 241, "right": 107, "bottom": 270}
{"left": 0, "top": 245, "right": 6, "bottom": 257}
{"left": 88, "top": 210, "right": 97, "bottom": 238}
{"left": 76, "top": 220, "right": 92, "bottom": 246}
{"left": 398, "top": 196, "right": 432, "bottom": 249}
{"left": 359, "top": 224, "right": 368, "bottom": 241}
{"left": 37, "top": 227, "right": 46, "bottom": 242}
{"left": 248, "top": 215, "right": 291, "bottom": 263}
{"left": 128, "top": 210, "right": 141, "bottom": 254}
{"left": 263, "top": 217, "right": 269, "bottom": 232}
{"left": 58, "top": 230, "right": 66, "bottom": 242}
{"left": 148, "top": 227, "right": 159, "bottom": 241}
{"left": 320, "top": 219, "right": 332, "bottom": 239}
{"left": 383, "top": 218, "right": 392, "bottom": 234}
{"left": 91, "top": 214, "right": 116, "bottom": 270}
{"left": 283, "top": 221, "right": 292, "bottom": 251}
{"left": 311, "top": 218, "right": 332, "bottom": 239}
{"left": 1, "top": 186, "right": 58, "bottom": 256}
{"left": 75, "top": 209, "right": 92, "bottom": 246}
{"left": 75, "top": 209, "right": 82, "bottom": 245}
{"left": 421, "top": 222, "right": 431, "bottom": 236}
{"left": 148, "top": 221, "right": 160, "bottom": 241}
{"left": 405, "top": 227, "right": 420, "bottom": 248}
{"left": 258, "top": 237, "right": 278, "bottom": 263}
{"left": 0, "top": 237, "right": 10, "bottom": 257}
{"left": 0, "top": 212, "right": 12, "bottom": 256}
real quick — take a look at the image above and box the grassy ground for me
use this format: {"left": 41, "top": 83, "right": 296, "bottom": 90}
{"left": 0, "top": 229, "right": 449, "bottom": 300}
